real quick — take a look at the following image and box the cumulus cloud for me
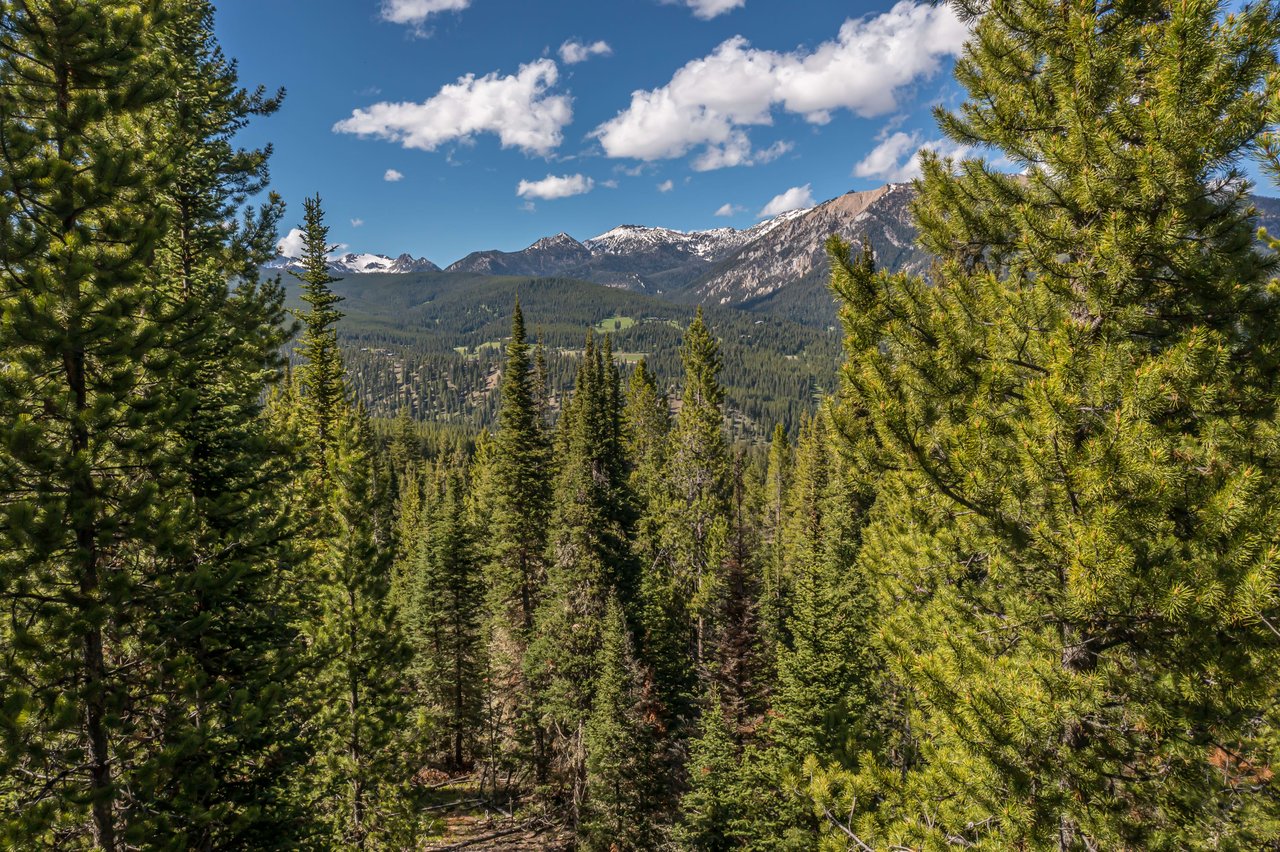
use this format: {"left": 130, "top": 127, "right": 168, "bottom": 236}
{"left": 516, "top": 173, "right": 595, "bottom": 200}
{"left": 852, "top": 130, "right": 970, "bottom": 182}
{"left": 592, "top": 2, "right": 966, "bottom": 169}
{"left": 351, "top": 218, "right": 365, "bottom": 227}
{"left": 759, "top": 184, "right": 815, "bottom": 217}
{"left": 384, "top": 168, "right": 404, "bottom": 182}
{"left": 559, "top": 39, "right": 612, "bottom": 64}
{"left": 677, "top": 0, "right": 746, "bottom": 19}
{"left": 381, "top": 0, "right": 468, "bottom": 28}
{"left": 335, "top": 59, "right": 573, "bottom": 156}
{"left": 715, "top": 203, "right": 746, "bottom": 217}
{"left": 277, "top": 228, "right": 307, "bottom": 258}
{"left": 276, "top": 228, "right": 346, "bottom": 258}
{"left": 657, "top": 179, "right": 675, "bottom": 193}
{"left": 692, "top": 136, "right": 792, "bottom": 171}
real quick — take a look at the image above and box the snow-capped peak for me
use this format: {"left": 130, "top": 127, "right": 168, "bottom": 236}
{"left": 266, "top": 248, "right": 439, "bottom": 275}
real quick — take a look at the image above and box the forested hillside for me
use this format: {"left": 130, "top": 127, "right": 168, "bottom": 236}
{"left": 286, "top": 269, "right": 840, "bottom": 437}
{"left": 4, "top": 0, "right": 1280, "bottom": 850}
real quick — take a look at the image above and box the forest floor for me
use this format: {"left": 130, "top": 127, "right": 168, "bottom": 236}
{"left": 417, "top": 776, "right": 572, "bottom": 850}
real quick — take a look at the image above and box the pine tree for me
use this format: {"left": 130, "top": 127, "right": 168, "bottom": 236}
{"left": 675, "top": 690, "right": 743, "bottom": 851}
{"left": 406, "top": 461, "right": 485, "bottom": 772}
{"left": 829, "top": 0, "right": 1280, "bottom": 845}
{"left": 771, "top": 407, "right": 874, "bottom": 763}
{"left": 0, "top": 3, "right": 189, "bottom": 845}
{"left": 714, "top": 450, "right": 769, "bottom": 733}
{"left": 306, "top": 410, "right": 416, "bottom": 849}
{"left": 582, "top": 598, "right": 664, "bottom": 851}
{"left": 759, "top": 424, "right": 793, "bottom": 667}
{"left": 624, "top": 359, "right": 676, "bottom": 674}
{"left": 651, "top": 308, "right": 732, "bottom": 718}
{"left": 140, "top": 3, "right": 312, "bottom": 843}
{"left": 527, "top": 333, "right": 632, "bottom": 818}
{"left": 484, "top": 299, "right": 553, "bottom": 784}
{"left": 291, "top": 195, "right": 346, "bottom": 467}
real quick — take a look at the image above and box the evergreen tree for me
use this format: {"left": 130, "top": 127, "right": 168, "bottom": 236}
{"left": 829, "top": 0, "right": 1280, "bottom": 845}
{"left": 407, "top": 461, "right": 485, "bottom": 772}
{"left": 759, "top": 424, "right": 793, "bottom": 666}
{"left": 714, "top": 450, "right": 769, "bottom": 733}
{"left": 675, "top": 690, "right": 743, "bottom": 851}
{"left": 624, "top": 359, "right": 673, "bottom": 645}
{"left": 771, "top": 407, "right": 874, "bottom": 763}
{"left": 527, "top": 333, "right": 632, "bottom": 818}
{"left": 484, "top": 299, "right": 553, "bottom": 783}
{"left": 306, "top": 411, "right": 416, "bottom": 849}
{"left": 143, "top": 4, "right": 311, "bottom": 843}
{"left": 0, "top": 3, "right": 186, "bottom": 845}
{"left": 651, "top": 308, "right": 732, "bottom": 718}
{"left": 582, "top": 598, "right": 664, "bottom": 851}
{"left": 291, "top": 195, "right": 346, "bottom": 467}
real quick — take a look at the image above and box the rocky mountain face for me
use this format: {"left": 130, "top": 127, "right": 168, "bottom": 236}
{"left": 265, "top": 184, "right": 1280, "bottom": 327}
{"left": 444, "top": 183, "right": 922, "bottom": 324}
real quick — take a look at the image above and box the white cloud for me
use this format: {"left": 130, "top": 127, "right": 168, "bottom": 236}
{"left": 275, "top": 228, "right": 347, "bottom": 259}
{"left": 853, "top": 130, "right": 970, "bottom": 182}
{"left": 335, "top": 59, "right": 573, "bottom": 156}
{"left": 678, "top": 0, "right": 746, "bottom": 19}
{"left": 277, "top": 227, "right": 307, "bottom": 258}
{"left": 592, "top": 2, "right": 966, "bottom": 168}
{"left": 516, "top": 173, "right": 595, "bottom": 200}
{"left": 759, "top": 184, "right": 815, "bottom": 217}
{"left": 559, "top": 39, "right": 612, "bottom": 64}
{"left": 381, "top": 0, "right": 468, "bottom": 28}
{"left": 715, "top": 203, "right": 746, "bottom": 217}
{"left": 657, "top": 179, "right": 675, "bottom": 193}
{"left": 692, "top": 135, "right": 792, "bottom": 171}
{"left": 384, "top": 168, "right": 404, "bottom": 182}
{"left": 351, "top": 218, "right": 365, "bottom": 227}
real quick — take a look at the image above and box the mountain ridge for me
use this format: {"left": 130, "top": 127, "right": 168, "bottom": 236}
{"left": 268, "top": 183, "right": 1280, "bottom": 327}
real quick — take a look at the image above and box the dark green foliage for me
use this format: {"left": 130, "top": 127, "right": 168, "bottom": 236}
{"left": 675, "top": 691, "right": 743, "bottom": 851}
{"left": 0, "top": 1, "right": 303, "bottom": 846}
{"left": 582, "top": 599, "right": 665, "bottom": 850}
{"left": 771, "top": 408, "right": 875, "bottom": 764}
{"left": 405, "top": 461, "right": 485, "bottom": 771}
{"left": 483, "top": 300, "right": 554, "bottom": 784}
{"left": 304, "top": 411, "right": 416, "bottom": 848}
{"left": 527, "top": 333, "right": 634, "bottom": 817}
{"left": 292, "top": 195, "right": 347, "bottom": 464}
{"left": 655, "top": 308, "right": 733, "bottom": 701}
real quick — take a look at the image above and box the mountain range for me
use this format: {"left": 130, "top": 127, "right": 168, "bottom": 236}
{"left": 270, "top": 182, "right": 1280, "bottom": 328}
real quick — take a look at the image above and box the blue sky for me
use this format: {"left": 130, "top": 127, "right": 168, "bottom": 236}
{"left": 217, "top": 0, "right": 973, "bottom": 265}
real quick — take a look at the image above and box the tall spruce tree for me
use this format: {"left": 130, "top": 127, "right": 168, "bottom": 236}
{"left": 306, "top": 411, "right": 415, "bottom": 849}
{"left": 143, "top": 3, "right": 311, "bottom": 844}
{"left": 484, "top": 299, "right": 553, "bottom": 784}
{"left": 771, "top": 407, "right": 875, "bottom": 764}
{"left": 527, "top": 333, "right": 632, "bottom": 819}
{"left": 829, "top": 0, "right": 1280, "bottom": 846}
{"left": 291, "top": 195, "right": 345, "bottom": 468}
{"left": 758, "top": 424, "right": 793, "bottom": 668}
{"left": 582, "top": 598, "right": 664, "bottom": 851}
{"left": 652, "top": 308, "right": 732, "bottom": 716}
{"left": 406, "top": 461, "right": 485, "bottom": 772}
{"left": 286, "top": 202, "right": 414, "bottom": 847}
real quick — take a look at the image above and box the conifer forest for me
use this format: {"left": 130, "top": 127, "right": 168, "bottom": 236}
{"left": 8, "top": 0, "right": 1280, "bottom": 849}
